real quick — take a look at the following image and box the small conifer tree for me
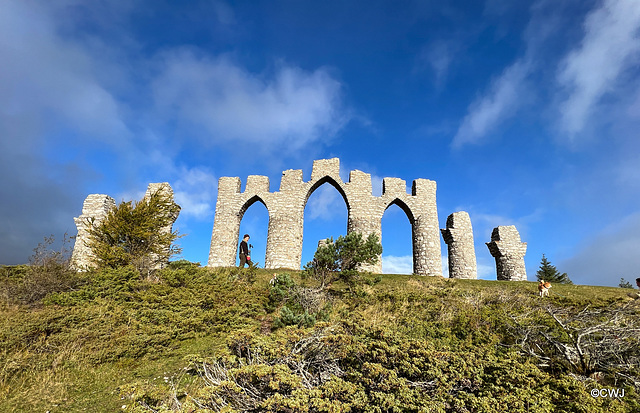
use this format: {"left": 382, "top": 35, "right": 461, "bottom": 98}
{"left": 618, "top": 278, "right": 633, "bottom": 289}
{"left": 303, "top": 232, "right": 382, "bottom": 289}
{"left": 535, "top": 254, "right": 572, "bottom": 284}
{"left": 85, "top": 189, "right": 182, "bottom": 276}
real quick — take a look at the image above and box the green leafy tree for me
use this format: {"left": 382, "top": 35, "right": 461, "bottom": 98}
{"left": 535, "top": 254, "right": 572, "bottom": 284}
{"left": 303, "top": 232, "right": 382, "bottom": 289}
{"left": 85, "top": 189, "right": 182, "bottom": 276}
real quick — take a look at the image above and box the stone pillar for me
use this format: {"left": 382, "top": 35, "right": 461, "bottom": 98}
{"left": 346, "top": 169, "right": 382, "bottom": 273}
{"left": 208, "top": 177, "right": 242, "bottom": 267}
{"left": 440, "top": 212, "right": 477, "bottom": 279}
{"left": 265, "top": 207, "right": 304, "bottom": 269}
{"left": 411, "top": 179, "right": 442, "bottom": 276}
{"left": 486, "top": 225, "right": 527, "bottom": 281}
{"left": 71, "top": 194, "right": 116, "bottom": 270}
{"left": 263, "top": 169, "right": 306, "bottom": 270}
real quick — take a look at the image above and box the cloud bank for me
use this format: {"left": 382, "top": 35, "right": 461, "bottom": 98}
{"left": 152, "top": 50, "right": 348, "bottom": 153}
{"left": 561, "top": 212, "right": 640, "bottom": 286}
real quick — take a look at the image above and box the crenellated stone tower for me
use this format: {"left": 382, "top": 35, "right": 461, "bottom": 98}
{"left": 441, "top": 211, "right": 477, "bottom": 279}
{"left": 486, "top": 225, "right": 527, "bottom": 281}
{"left": 208, "top": 158, "right": 442, "bottom": 276}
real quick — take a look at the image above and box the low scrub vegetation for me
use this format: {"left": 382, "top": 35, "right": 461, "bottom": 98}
{"left": 1, "top": 253, "right": 639, "bottom": 412}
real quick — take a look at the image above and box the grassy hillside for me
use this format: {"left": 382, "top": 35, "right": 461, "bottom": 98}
{"left": 1, "top": 263, "right": 639, "bottom": 412}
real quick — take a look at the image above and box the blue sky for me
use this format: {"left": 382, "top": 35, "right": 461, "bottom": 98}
{"left": 2, "top": 0, "right": 640, "bottom": 286}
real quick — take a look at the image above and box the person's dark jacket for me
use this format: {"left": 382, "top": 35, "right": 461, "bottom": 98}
{"left": 240, "top": 240, "right": 249, "bottom": 256}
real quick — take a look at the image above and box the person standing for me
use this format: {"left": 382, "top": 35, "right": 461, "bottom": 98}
{"left": 239, "top": 234, "right": 252, "bottom": 268}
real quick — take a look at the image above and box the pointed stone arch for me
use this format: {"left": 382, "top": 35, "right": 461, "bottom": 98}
{"left": 239, "top": 194, "right": 268, "bottom": 218}
{"left": 304, "top": 175, "right": 351, "bottom": 211}
{"left": 380, "top": 198, "right": 415, "bottom": 274}
{"left": 384, "top": 198, "right": 415, "bottom": 224}
{"left": 236, "top": 194, "right": 269, "bottom": 265}
{"left": 302, "top": 176, "right": 350, "bottom": 267}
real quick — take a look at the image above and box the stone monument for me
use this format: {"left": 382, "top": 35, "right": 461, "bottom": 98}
{"left": 486, "top": 225, "right": 527, "bottom": 281}
{"left": 441, "top": 211, "right": 477, "bottom": 279}
{"left": 70, "top": 194, "right": 116, "bottom": 270}
{"left": 208, "top": 158, "right": 442, "bottom": 276}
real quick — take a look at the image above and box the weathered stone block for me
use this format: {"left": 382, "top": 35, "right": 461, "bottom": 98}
{"left": 311, "top": 158, "right": 340, "bottom": 181}
{"left": 280, "top": 169, "right": 303, "bottom": 191}
{"left": 441, "top": 211, "right": 477, "bottom": 279}
{"left": 486, "top": 225, "right": 527, "bottom": 281}
{"left": 348, "top": 170, "right": 372, "bottom": 195}
{"left": 382, "top": 177, "right": 407, "bottom": 196}
{"left": 71, "top": 194, "right": 116, "bottom": 270}
{"left": 143, "top": 182, "right": 180, "bottom": 270}
{"left": 411, "top": 179, "right": 436, "bottom": 197}
{"left": 219, "top": 177, "right": 241, "bottom": 194}
{"left": 246, "top": 175, "right": 270, "bottom": 193}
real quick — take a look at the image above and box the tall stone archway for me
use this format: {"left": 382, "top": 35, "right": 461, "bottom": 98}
{"left": 208, "top": 158, "right": 442, "bottom": 276}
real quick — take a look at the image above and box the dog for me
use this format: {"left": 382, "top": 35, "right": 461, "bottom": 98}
{"left": 538, "top": 280, "right": 552, "bottom": 297}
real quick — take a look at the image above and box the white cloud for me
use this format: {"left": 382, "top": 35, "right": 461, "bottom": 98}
{"left": 453, "top": 0, "right": 566, "bottom": 148}
{"left": 560, "top": 212, "right": 640, "bottom": 286}
{"left": 419, "top": 39, "right": 460, "bottom": 87}
{"left": 152, "top": 50, "right": 348, "bottom": 153}
{"left": 557, "top": 0, "right": 640, "bottom": 136}
{"left": 173, "top": 167, "right": 217, "bottom": 221}
{"left": 116, "top": 161, "right": 218, "bottom": 221}
{"left": 0, "top": 0, "right": 130, "bottom": 264}
{"left": 453, "top": 60, "right": 530, "bottom": 147}
{"left": 382, "top": 255, "right": 413, "bottom": 274}
{"left": 383, "top": 254, "right": 452, "bottom": 277}
{"left": 0, "top": 0, "right": 129, "bottom": 142}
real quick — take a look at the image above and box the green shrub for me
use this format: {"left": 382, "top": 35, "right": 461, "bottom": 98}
{"left": 83, "top": 188, "right": 182, "bottom": 276}
{"left": 267, "top": 273, "right": 331, "bottom": 329}
{"left": 273, "top": 306, "right": 316, "bottom": 328}
{"left": 1, "top": 235, "right": 86, "bottom": 305}
{"left": 303, "top": 232, "right": 382, "bottom": 289}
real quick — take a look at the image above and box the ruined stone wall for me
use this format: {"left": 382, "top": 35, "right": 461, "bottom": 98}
{"left": 208, "top": 158, "right": 442, "bottom": 276}
{"left": 441, "top": 211, "right": 477, "bottom": 279}
{"left": 70, "top": 194, "right": 116, "bottom": 270}
{"left": 71, "top": 183, "right": 179, "bottom": 271}
{"left": 486, "top": 225, "right": 527, "bottom": 281}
